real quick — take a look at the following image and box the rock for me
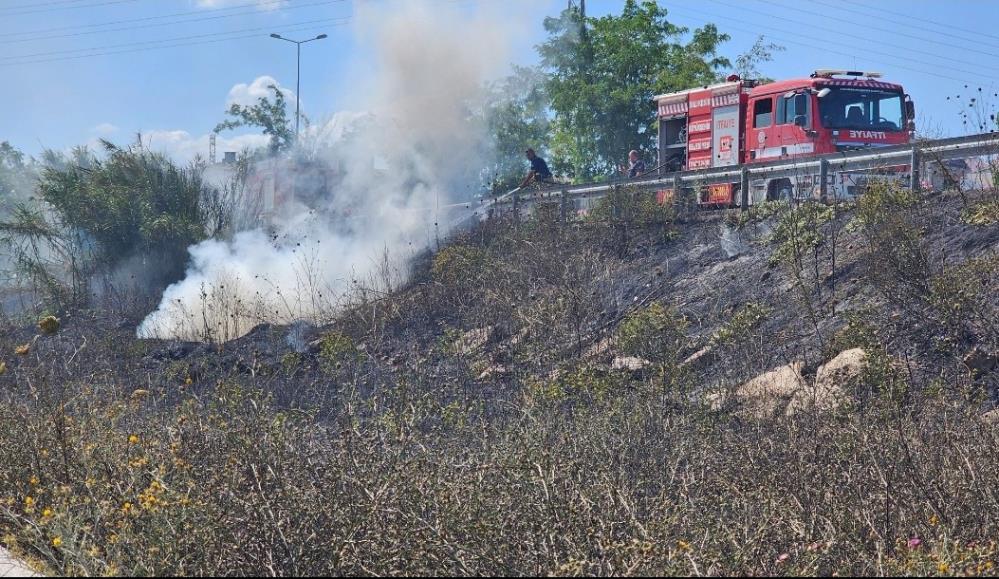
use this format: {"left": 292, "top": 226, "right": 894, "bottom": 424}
{"left": 786, "top": 349, "right": 867, "bottom": 417}
{"left": 964, "top": 348, "right": 998, "bottom": 378}
{"left": 612, "top": 356, "right": 651, "bottom": 372}
{"left": 731, "top": 362, "right": 807, "bottom": 419}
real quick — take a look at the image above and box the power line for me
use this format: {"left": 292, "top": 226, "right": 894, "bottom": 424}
{"left": 0, "top": 15, "right": 342, "bottom": 62}
{"left": 700, "top": 0, "right": 999, "bottom": 81}
{"left": 0, "top": 17, "right": 351, "bottom": 67}
{"left": 0, "top": 0, "right": 91, "bottom": 11}
{"left": 0, "top": 0, "right": 347, "bottom": 45}
{"left": 798, "top": 0, "right": 999, "bottom": 50}
{"left": 752, "top": 0, "right": 999, "bottom": 61}
{"left": 839, "top": 0, "right": 999, "bottom": 45}
{"left": 0, "top": 0, "right": 140, "bottom": 17}
{"left": 660, "top": 3, "right": 992, "bottom": 88}
{"left": 1, "top": 0, "right": 285, "bottom": 39}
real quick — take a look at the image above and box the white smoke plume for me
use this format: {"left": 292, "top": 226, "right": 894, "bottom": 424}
{"left": 138, "top": 0, "right": 515, "bottom": 341}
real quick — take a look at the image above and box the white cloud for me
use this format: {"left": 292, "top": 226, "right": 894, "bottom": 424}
{"left": 225, "top": 75, "right": 296, "bottom": 110}
{"left": 138, "top": 130, "right": 270, "bottom": 164}
{"left": 92, "top": 123, "right": 119, "bottom": 135}
{"left": 194, "top": 0, "right": 288, "bottom": 11}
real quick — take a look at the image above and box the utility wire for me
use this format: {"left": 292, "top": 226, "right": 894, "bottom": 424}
{"left": 0, "top": 0, "right": 347, "bottom": 45}
{"left": 751, "top": 0, "right": 999, "bottom": 61}
{"left": 0, "top": 14, "right": 341, "bottom": 62}
{"left": 696, "top": 0, "right": 999, "bottom": 82}
{"left": 839, "top": 0, "right": 999, "bottom": 45}
{"left": 0, "top": 18, "right": 351, "bottom": 67}
{"left": 660, "top": 3, "right": 991, "bottom": 88}
{"left": 0, "top": 0, "right": 333, "bottom": 42}
{"left": 0, "top": 0, "right": 139, "bottom": 17}
{"left": 797, "top": 0, "right": 999, "bottom": 51}
{"left": 0, "top": 0, "right": 91, "bottom": 11}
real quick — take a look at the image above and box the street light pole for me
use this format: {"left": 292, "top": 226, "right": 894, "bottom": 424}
{"left": 270, "top": 33, "right": 328, "bottom": 140}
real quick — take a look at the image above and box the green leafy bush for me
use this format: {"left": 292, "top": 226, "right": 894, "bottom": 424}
{"left": 616, "top": 302, "right": 688, "bottom": 365}
{"left": 35, "top": 141, "right": 209, "bottom": 287}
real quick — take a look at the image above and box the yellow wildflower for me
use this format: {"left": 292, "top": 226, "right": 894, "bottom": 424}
{"left": 930, "top": 514, "right": 940, "bottom": 526}
{"left": 128, "top": 434, "right": 140, "bottom": 445}
{"left": 939, "top": 562, "right": 951, "bottom": 574}
{"left": 42, "top": 508, "right": 52, "bottom": 518}
{"left": 51, "top": 536, "right": 62, "bottom": 548}
{"left": 29, "top": 476, "right": 39, "bottom": 486}
{"left": 14, "top": 343, "right": 30, "bottom": 356}
{"left": 184, "top": 376, "right": 193, "bottom": 386}
{"left": 38, "top": 316, "right": 60, "bottom": 335}
{"left": 121, "top": 502, "right": 133, "bottom": 515}
{"left": 677, "top": 540, "right": 691, "bottom": 552}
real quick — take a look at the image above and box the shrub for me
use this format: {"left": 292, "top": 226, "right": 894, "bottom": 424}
{"left": 616, "top": 302, "right": 688, "bottom": 365}
{"left": 431, "top": 244, "right": 489, "bottom": 288}
{"left": 711, "top": 302, "right": 771, "bottom": 347}
{"left": 34, "top": 141, "right": 209, "bottom": 288}
{"left": 962, "top": 198, "right": 999, "bottom": 226}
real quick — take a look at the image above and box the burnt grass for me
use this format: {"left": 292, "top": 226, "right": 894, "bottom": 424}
{"left": 1, "top": 186, "right": 999, "bottom": 575}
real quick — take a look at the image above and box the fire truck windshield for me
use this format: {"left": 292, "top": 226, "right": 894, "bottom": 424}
{"left": 818, "top": 87, "right": 905, "bottom": 132}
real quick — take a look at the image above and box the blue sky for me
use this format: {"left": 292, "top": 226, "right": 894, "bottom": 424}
{"left": 2, "top": 0, "right": 998, "bottom": 161}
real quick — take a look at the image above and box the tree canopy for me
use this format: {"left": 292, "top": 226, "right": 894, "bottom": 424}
{"left": 539, "top": 0, "right": 731, "bottom": 181}
{"left": 214, "top": 84, "right": 295, "bottom": 155}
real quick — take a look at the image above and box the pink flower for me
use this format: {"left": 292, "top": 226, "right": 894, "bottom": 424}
{"left": 907, "top": 537, "right": 923, "bottom": 550}
{"left": 776, "top": 553, "right": 790, "bottom": 564}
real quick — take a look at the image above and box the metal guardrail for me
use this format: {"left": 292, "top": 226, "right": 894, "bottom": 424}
{"left": 490, "top": 131, "right": 999, "bottom": 210}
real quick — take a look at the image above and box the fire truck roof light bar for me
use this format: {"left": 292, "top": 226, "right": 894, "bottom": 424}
{"left": 812, "top": 69, "right": 884, "bottom": 79}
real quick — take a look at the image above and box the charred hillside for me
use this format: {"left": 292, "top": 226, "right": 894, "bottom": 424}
{"left": 1, "top": 185, "right": 999, "bottom": 576}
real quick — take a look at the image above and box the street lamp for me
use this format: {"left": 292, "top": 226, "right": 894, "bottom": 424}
{"left": 270, "top": 33, "right": 328, "bottom": 139}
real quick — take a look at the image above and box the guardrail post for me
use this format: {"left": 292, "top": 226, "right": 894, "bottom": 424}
{"left": 910, "top": 146, "right": 921, "bottom": 193}
{"left": 673, "top": 173, "right": 688, "bottom": 220}
{"left": 740, "top": 166, "right": 750, "bottom": 211}
{"left": 819, "top": 158, "right": 829, "bottom": 202}
{"left": 560, "top": 189, "right": 568, "bottom": 224}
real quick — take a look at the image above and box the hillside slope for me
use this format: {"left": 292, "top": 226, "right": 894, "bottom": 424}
{"left": 0, "top": 185, "right": 998, "bottom": 576}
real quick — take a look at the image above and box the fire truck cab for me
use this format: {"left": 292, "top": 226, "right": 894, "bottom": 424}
{"left": 655, "top": 70, "right": 916, "bottom": 205}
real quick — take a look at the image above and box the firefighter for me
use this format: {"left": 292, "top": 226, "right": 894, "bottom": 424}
{"left": 620, "top": 149, "right": 646, "bottom": 179}
{"left": 520, "top": 148, "right": 554, "bottom": 188}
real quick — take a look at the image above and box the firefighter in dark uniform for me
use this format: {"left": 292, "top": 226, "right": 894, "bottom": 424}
{"left": 520, "top": 148, "right": 555, "bottom": 188}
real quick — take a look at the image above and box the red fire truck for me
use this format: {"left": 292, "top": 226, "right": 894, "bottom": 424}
{"left": 654, "top": 69, "right": 916, "bottom": 205}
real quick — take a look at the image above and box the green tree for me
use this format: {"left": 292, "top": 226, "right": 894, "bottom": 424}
{"left": 214, "top": 84, "right": 295, "bottom": 154}
{"left": 0, "top": 141, "right": 33, "bottom": 204}
{"left": 483, "top": 66, "right": 552, "bottom": 193}
{"left": 734, "top": 35, "right": 785, "bottom": 82}
{"left": 540, "top": 0, "right": 730, "bottom": 180}
{"left": 32, "top": 141, "right": 210, "bottom": 288}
